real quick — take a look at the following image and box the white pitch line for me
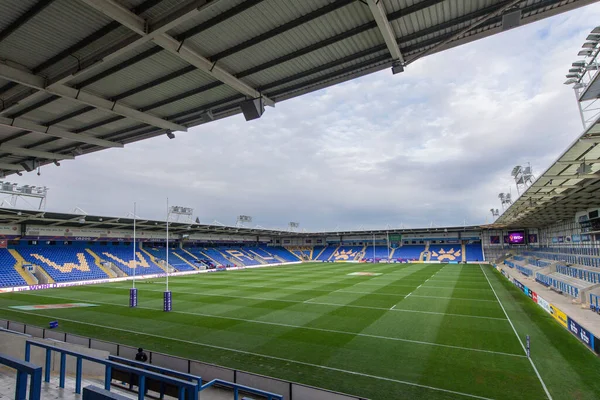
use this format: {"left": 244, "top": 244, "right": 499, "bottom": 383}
{"left": 19, "top": 292, "right": 519, "bottom": 359}
{"left": 85, "top": 286, "right": 506, "bottom": 321}
{"left": 6, "top": 308, "right": 497, "bottom": 400}
{"left": 479, "top": 264, "right": 553, "bottom": 400}
{"left": 390, "top": 304, "right": 396, "bottom": 310}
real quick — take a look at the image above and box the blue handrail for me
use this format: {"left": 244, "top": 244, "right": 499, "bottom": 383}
{"left": 201, "top": 379, "right": 284, "bottom": 400}
{"left": 0, "top": 352, "right": 42, "bottom": 400}
{"left": 25, "top": 340, "right": 198, "bottom": 400}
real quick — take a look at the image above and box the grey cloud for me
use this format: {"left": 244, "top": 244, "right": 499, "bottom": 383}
{"left": 8, "top": 5, "right": 600, "bottom": 230}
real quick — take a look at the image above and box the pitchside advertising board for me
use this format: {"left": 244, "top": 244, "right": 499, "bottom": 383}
{"left": 511, "top": 278, "right": 598, "bottom": 354}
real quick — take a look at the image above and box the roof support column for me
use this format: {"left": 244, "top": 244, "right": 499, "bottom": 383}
{"left": 365, "top": 0, "right": 404, "bottom": 74}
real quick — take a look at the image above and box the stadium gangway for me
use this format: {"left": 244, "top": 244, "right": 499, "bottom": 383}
{"left": 0, "top": 352, "right": 42, "bottom": 400}
{"left": 110, "top": 355, "right": 284, "bottom": 400}
{"left": 200, "top": 378, "right": 283, "bottom": 400}
{"left": 24, "top": 340, "right": 199, "bottom": 400}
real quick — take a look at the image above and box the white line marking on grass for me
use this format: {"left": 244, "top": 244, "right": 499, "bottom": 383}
{"left": 7, "top": 308, "right": 497, "bottom": 400}
{"left": 85, "top": 286, "right": 507, "bottom": 321}
{"left": 409, "top": 295, "right": 497, "bottom": 303}
{"left": 390, "top": 304, "right": 396, "bottom": 310}
{"left": 479, "top": 264, "right": 553, "bottom": 400}
{"left": 21, "top": 292, "right": 523, "bottom": 358}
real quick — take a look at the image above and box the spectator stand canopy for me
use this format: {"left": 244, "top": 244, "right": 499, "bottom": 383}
{"left": 0, "top": 0, "right": 596, "bottom": 176}
{"left": 493, "top": 116, "right": 600, "bottom": 228}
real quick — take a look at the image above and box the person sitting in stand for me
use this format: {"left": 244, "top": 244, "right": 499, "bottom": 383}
{"left": 135, "top": 348, "right": 148, "bottom": 362}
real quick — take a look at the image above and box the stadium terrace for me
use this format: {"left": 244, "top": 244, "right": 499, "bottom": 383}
{"left": 1, "top": 0, "right": 600, "bottom": 399}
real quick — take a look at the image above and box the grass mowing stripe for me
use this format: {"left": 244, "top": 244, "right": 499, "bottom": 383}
{"left": 21, "top": 291, "right": 524, "bottom": 357}
{"left": 6, "top": 307, "right": 496, "bottom": 400}
{"left": 89, "top": 285, "right": 508, "bottom": 320}
{"left": 479, "top": 264, "right": 552, "bottom": 400}
{"left": 408, "top": 295, "right": 497, "bottom": 302}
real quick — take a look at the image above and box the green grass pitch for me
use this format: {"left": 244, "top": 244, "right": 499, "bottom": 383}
{"left": 1, "top": 262, "right": 599, "bottom": 399}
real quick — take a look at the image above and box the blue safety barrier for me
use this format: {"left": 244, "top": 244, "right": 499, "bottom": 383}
{"left": 110, "top": 356, "right": 283, "bottom": 400}
{"left": 201, "top": 379, "right": 283, "bottom": 400}
{"left": 0, "top": 352, "right": 42, "bottom": 400}
{"left": 25, "top": 340, "right": 199, "bottom": 400}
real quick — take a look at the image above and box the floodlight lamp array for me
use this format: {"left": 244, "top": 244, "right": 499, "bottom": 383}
{"left": 564, "top": 26, "right": 600, "bottom": 86}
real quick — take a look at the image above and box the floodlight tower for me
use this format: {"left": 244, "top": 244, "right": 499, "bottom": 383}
{"left": 236, "top": 215, "right": 253, "bottom": 227}
{"left": 511, "top": 163, "right": 535, "bottom": 195}
{"left": 564, "top": 26, "right": 600, "bottom": 128}
{"left": 498, "top": 193, "right": 512, "bottom": 210}
{"left": 288, "top": 222, "right": 300, "bottom": 232}
{"left": 0, "top": 181, "right": 48, "bottom": 210}
{"left": 490, "top": 208, "right": 500, "bottom": 219}
{"left": 168, "top": 206, "right": 194, "bottom": 223}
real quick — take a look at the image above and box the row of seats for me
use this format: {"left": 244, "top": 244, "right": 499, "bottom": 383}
{"left": 0, "top": 249, "right": 26, "bottom": 287}
{"left": 21, "top": 247, "right": 108, "bottom": 283}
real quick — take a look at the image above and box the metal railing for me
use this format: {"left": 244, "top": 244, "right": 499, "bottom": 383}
{"left": 0, "top": 319, "right": 366, "bottom": 400}
{"left": 25, "top": 340, "right": 199, "bottom": 400}
{"left": 0, "top": 352, "right": 42, "bottom": 400}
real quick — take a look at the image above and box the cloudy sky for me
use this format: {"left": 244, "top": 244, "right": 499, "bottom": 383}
{"left": 8, "top": 4, "right": 600, "bottom": 231}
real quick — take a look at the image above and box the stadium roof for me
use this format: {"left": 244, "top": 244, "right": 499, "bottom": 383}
{"left": 493, "top": 115, "right": 600, "bottom": 228}
{"left": 0, "top": 207, "right": 481, "bottom": 236}
{"left": 0, "top": 0, "right": 597, "bottom": 176}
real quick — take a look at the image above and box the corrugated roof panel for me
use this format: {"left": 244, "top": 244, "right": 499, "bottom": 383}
{"left": 186, "top": 0, "right": 329, "bottom": 57}
{"left": 0, "top": 0, "right": 38, "bottom": 31}
{"left": 17, "top": 97, "right": 84, "bottom": 125}
{"left": 81, "top": 46, "right": 191, "bottom": 99}
{"left": 271, "top": 52, "right": 391, "bottom": 100}
{"left": 265, "top": 48, "right": 390, "bottom": 94}
{"left": 122, "top": 69, "right": 221, "bottom": 110}
{"left": 219, "top": 1, "right": 375, "bottom": 76}
{"left": 84, "top": 118, "right": 146, "bottom": 138}
{"left": 165, "top": 0, "right": 248, "bottom": 37}
{"left": 0, "top": 0, "right": 114, "bottom": 70}
{"left": 242, "top": 29, "right": 383, "bottom": 88}
{"left": 150, "top": 85, "right": 240, "bottom": 118}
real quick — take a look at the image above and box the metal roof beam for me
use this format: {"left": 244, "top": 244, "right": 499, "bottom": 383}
{"left": 542, "top": 174, "right": 598, "bottom": 179}
{"left": 366, "top": 0, "right": 404, "bottom": 66}
{"left": 0, "top": 163, "right": 25, "bottom": 171}
{"left": 0, "top": 117, "right": 123, "bottom": 148}
{"left": 555, "top": 158, "right": 600, "bottom": 165}
{"left": 0, "top": 145, "right": 74, "bottom": 160}
{"left": 0, "top": 62, "right": 185, "bottom": 132}
{"left": 78, "top": 0, "right": 274, "bottom": 106}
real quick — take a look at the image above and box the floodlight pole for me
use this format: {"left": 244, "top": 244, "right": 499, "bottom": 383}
{"left": 130, "top": 202, "right": 137, "bottom": 308}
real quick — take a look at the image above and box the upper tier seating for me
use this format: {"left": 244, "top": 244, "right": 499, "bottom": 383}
{"left": 96, "top": 246, "right": 164, "bottom": 275}
{"left": 20, "top": 246, "right": 108, "bottom": 283}
{"left": 0, "top": 249, "right": 26, "bottom": 287}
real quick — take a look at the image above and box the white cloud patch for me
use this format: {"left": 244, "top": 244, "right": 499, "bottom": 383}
{"left": 9, "top": 4, "right": 600, "bottom": 230}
